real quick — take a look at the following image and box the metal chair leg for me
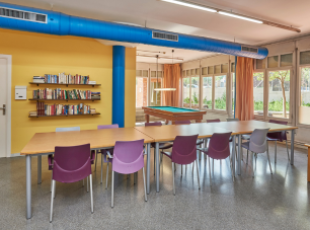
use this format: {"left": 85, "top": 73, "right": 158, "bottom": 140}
{"left": 246, "top": 150, "right": 249, "bottom": 164}
{"left": 252, "top": 152, "right": 255, "bottom": 177}
{"left": 181, "top": 165, "right": 183, "bottom": 176}
{"left": 95, "top": 150, "right": 98, "bottom": 172}
{"left": 174, "top": 163, "right": 176, "bottom": 172}
{"left": 106, "top": 162, "right": 109, "bottom": 189}
{"left": 83, "top": 179, "right": 84, "bottom": 187}
{"left": 266, "top": 146, "right": 273, "bottom": 174}
{"left": 142, "top": 167, "right": 147, "bottom": 202}
{"left": 154, "top": 153, "right": 155, "bottom": 176}
{"left": 50, "top": 180, "right": 55, "bottom": 223}
{"left": 89, "top": 174, "right": 94, "bottom": 213}
{"left": 274, "top": 141, "right": 277, "bottom": 163}
{"left": 172, "top": 162, "right": 175, "bottom": 195}
{"left": 196, "top": 160, "right": 200, "bottom": 190}
{"left": 111, "top": 171, "right": 115, "bottom": 208}
{"left": 87, "top": 176, "right": 89, "bottom": 192}
{"left": 286, "top": 140, "right": 290, "bottom": 161}
{"left": 100, "top": 154, "right": 104, "bottom": 184}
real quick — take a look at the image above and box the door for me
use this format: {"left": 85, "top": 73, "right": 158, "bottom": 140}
{"left": 0, "top": 57, "right": 8, "bottom": 158}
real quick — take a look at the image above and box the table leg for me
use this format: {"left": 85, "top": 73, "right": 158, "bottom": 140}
{"left": 146, "top": 143, "right": 150, "bottom": 194}
{"left": 145, "top": 114, "right": 150, "bottom": 123}
{"left": 37, "top": 155, "right": 42, "bottom": 184}
{"left": 238, "top": 134, "right": 242, "bottom": 175}
{"left": 26, "top": 155, "right": 32, "bottom": 219}
{"left": 155, "top": 142, "right": 160, "bottom": 192}
{"left": 232, "top": 135, "right": 236, "bottom": 178}
{"left": 291, "top": 129, "right": 295, "bottom": 165}
{"left": 195, "top": 120, "right": 202, "bottom": 123}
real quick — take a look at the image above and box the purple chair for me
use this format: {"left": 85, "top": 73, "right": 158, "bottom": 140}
{"left": 174, "top": 120, "right": 191, "bottom": 125}
{"left": 241, "top": 129, "right": 272, "bottom": 176}
{"left": 145, "top": 122, "right": 173, "bottom": 174}
{"left": 107, "top": 139, "right": 147, "bottom": 207}
{"left": 206, "top": 119, "right": 221, "bottom": 123}
{"left": 96, "top": 124, "right": 119, "bottom": 188}
{"left": 267, "top": 120, "right": 290, "bottom": 163}
{"left": 161, "top": 135, "right": 200, "bottom": 195}
{"left": 197, "top": 132, "right": 234, "bottom": 181}
{"left": 50, "top": 144, "right": 93, "bottom": 222}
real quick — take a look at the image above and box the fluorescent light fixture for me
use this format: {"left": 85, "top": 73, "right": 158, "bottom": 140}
{"left": 137, "top": 55, "right": 183, "bottom": 61}
{"left": 154, "top": 88, "right": 177, "bottom": 91}
{"left": 160, "top": 0, "right": 216, "bottom": 13}
{"left": 219, "top": 11, "right": 263, "bottom": 24}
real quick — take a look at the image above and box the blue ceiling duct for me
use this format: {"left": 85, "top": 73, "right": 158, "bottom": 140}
{"left": 0, "top": 2, "right": 268, "bottom": 59}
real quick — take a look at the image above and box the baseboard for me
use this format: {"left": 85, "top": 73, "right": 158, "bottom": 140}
{"left": 10, "top": 153, "right": 22, "bottom": 157}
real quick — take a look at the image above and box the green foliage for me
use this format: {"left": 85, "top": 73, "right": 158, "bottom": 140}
{"left": 215, "top": 93, "right": 226, "bottom": 110}
{"left": 302, "top": 101, "right": 310, "bottom": 107}
{"left": 192, "top": 92, "right": 199, "bottom": 104}
{"left": 183, "top": 97, "right": 190, "bottom": 104}
{"left": 203, "top": 98, "right": 212, "bottom": 108}
{"left": 254, "top": 100, "right": 289, "bottom": 112}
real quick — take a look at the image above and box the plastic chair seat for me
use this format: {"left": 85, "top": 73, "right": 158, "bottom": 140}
{"left": 151, "top": 142, "right": 173, "bottom": 149}
{"left": 267, "top": 137, "right": 279, "bottom": 142}
{"left": 240, "top": 141, "right": 250, "bottom": 151}
{"left": 162, "top": 151, "right": 172, "bottom": 159}
{"left": 242, "top": 135, "right": 251, "bottom": 140}
{"left": 196, "top": 139, "right": 204, "bottom": 145}
{"left": 196, "top": 147, "right": 209, "bottom": 153}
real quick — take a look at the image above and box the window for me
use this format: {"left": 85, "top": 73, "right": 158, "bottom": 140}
{"left": 268, "top": 56, "right": 278, "bottom": 68}
{"left": 202, "top": 77, "right": 212, "bottom": 109}
{"left": 300, "top": 67, "right": 310, "bottom": 125}
{"left": 183, "top": 77, "right": 190, "bottom": 108}
{"left": 214, "top": 75, "right": 226, "bottom": 110}
{"left": 280, "top": 54, "right": 293, "bottom": 67}
{"left": 150, "top": 77, "right": 162, "bottom": 106}
{"left": 191, "top": 76, "right": 200, "bottom": 109}
{"left": 256, "top": 59, "right": 266, "bottom": 69}
{"left": 300, "top": 51, "right": 310, "bottom": 65}
{"left": 231, "top": 73, "right": 235, "bottom": 112}
{"left": 136, "top": 77, "right": 148, "bottom": 107}
{"left": 268, "top": 70, "right": 290, "bottom": 118}
{"left": 253, "top": 72, "right": 264, "bottom": 116}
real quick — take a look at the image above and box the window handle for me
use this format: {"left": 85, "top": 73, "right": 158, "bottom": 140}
{"left": 0, "top": 104, "right": 5, "bottom": 115}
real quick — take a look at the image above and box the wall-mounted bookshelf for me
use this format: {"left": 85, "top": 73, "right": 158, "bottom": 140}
{"left": 29, "top": 82, "right": 101, "bottom": 87}
{"left": 29, "top": 113, "right": 100, "bottom": 118}
{"left": 29, "top": 99, "right": 100, "bottom": 102}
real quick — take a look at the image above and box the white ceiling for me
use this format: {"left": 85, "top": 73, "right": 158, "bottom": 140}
{"left": 3, "top": 0, "right": 310, "bottom": 63}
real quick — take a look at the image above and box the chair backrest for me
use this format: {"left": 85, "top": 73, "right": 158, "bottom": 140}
{"left": 112, "top": 139, "right": 145, "bottom": 174}
{"left": 208, "top": 132, "right": 232, "bottom": 160}
{"left": 53, "top": 144, "right": 91, "bottom": 183}
{"left": 145, "top": 122, "right": 162, "bottom": 127}
{"left": 206, "top": 119, "right": 220, "bottom": 123}
{"left": 268, "top": 119, "right": 288, "bottom": 141}
{"left": 227, "top": 118, "right": 239, "bottom": 122}
{"left": 56, "top": 126, "right": 80, "bottom": 132}
{"left": 249, "top": 129, "right": 269, "bottom": 153}
{"left": 174, "top": 120, "right": 191, "bottom": 125}
{"left": 171, "top": 135, "right": 198, "bottom": 164}
{"left": 97, "top": 124, "right": 119, "bottom": 130}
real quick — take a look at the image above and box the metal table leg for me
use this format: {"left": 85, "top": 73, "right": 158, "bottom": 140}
{"left": 238, "top": 134, "right": 242, "bottom": 175}
{"left": 37, "top": 155, "right": 42, "bottom": 184}
{"left": 146, "top": 143, "right": 150, "bottom": 194}
{"left": 26, "top": 155, "right": 32, "bottom": 219}
{"left": 232, "top": 135, "right": 236, "bottom": 178}
{"left": 155, "top": 142, "right": 160, "bottom": 192}
{"left": 291, "top": 129, "right": 295, "bottom": 165}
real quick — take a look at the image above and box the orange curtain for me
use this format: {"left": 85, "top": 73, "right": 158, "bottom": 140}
{"left": 235, "top": 57, "right": 254, "bottom": 121}
{"left": 163, "top": 64, "right": 181, "bottom": 106}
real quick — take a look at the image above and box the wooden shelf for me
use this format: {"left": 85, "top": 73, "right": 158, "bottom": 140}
{"left": 29, "top": 113, "right": 100, "bottom": 118}
{"left": 29, "top": 98, "right": 100, "bottom": 102}
{"left": 29, "top": 82, "right": 101, "bottom": 87}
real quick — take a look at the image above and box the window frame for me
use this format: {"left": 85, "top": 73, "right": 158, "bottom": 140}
{"left": 297, "top": 65, "right": 310, "bottom": 126}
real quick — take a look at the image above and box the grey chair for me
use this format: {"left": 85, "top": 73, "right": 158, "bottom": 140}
{"left": 241, "top": 128, "right": 272, "bottom": 176}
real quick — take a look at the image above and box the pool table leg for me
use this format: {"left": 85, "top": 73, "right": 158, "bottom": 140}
{"left": 195, "top": 120, "right": 202, "bottom": 123}
{"left": 145, "top": 114, "right": 150, "bottom": 123}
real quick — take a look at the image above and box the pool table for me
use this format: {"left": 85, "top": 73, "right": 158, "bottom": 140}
{"left": 142, "top": 106, "right": 207, "bottom": 124}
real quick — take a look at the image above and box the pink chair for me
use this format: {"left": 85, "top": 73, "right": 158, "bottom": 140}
{"left": 267, "top": 120, "right": 290, "bottom": 163}
{"left": 108, "top": 139, "right": 147, "bottom": 207}
{"left": 95, "top": 124, "right": 119, "bottom": 188}
{"left": 206, "top": 119, "right": 220, "bottom": 123}
{"left": 161, "top": 135, "right": 200, "bottom": 195}
{"left": 50, "top": 144, "right": 93, "bottom": 222}
{"left": 197, "top": 132, "right": 234, "bottom": 181}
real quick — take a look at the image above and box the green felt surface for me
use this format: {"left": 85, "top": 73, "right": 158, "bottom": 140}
{"left": 147, "top": 106, "right": 199, "bottom": 113}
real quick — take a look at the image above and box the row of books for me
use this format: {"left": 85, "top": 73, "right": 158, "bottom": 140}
{"left": 33, "top": 74, "right": 97, "bottom": 85}
{"left": 33, "top": 89, "right": 100, "bottom": 100}
{"left": 35, "top": 102, "right": 96, "bottom": 116}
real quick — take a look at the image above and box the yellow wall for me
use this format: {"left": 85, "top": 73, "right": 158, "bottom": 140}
{"left": 0, "top": 29, "right": 136, "bottom": 154}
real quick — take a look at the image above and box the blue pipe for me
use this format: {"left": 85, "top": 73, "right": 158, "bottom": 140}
{"left": 0, "top": 2, "right": 268, "bottom": 59}
{"left": 112, "top": 46, "right": 125, "bottom": 128}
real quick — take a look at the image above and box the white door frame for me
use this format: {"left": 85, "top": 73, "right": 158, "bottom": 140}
{"left": 0, "top": 55, "right": 12, "bottom": 158}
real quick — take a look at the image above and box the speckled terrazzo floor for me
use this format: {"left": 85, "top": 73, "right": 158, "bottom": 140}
{"left": 0, "top": 143, "right": 310, "bottom": 230}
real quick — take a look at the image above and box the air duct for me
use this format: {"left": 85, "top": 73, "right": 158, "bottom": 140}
{"left": 0, "top": 2, "right": 268, "bottom": 59}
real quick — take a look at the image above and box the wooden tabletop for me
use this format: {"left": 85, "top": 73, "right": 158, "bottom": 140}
{"left": 212, "top": 120, "right": 297, "bottom": 135}
{"left": 135, "top": 123, "right": 233, "bottom": 142}
{"left": 305, "top": 144, "right": 310, "bottom": 148}
{"left": 20, "top": 128, "right": 154, "bottom": 155}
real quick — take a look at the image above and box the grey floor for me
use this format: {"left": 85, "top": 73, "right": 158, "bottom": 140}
{"left": 1, "top": 143, "right": 310, "bottom": 230}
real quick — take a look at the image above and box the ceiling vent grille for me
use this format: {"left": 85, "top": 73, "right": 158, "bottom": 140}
{"left": 241, "top": 46, "right": 258, "bottom": 53}
{"left": 0, "top": 7, "right": 47, "bottom": 23}
{"left": 152, "top": 31, "right": 178, "bottom": 42}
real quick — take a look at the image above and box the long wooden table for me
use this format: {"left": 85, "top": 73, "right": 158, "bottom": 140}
{"left": 305, "top": 144, "right": 310, "bottom": 182}
{"left": 135, "top": 120, "right": 298, "bottom": 192}
{"left": 20, "top": 128, "right": 154, "bottom": 220}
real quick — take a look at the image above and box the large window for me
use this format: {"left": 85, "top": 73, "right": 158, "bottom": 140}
{"left": 150, "top": 78, "right": 161, "bottom": 106}
{"left": 214, "top": 75, "right": 226, "bottom": 110}
{"left": 300, "top": 67, "right": 310, "bottom": 124}
{"left": 136, "top": 77, "right": 148, "bottom": 107}
{"left": 191, "top": 76, "right": 200, "bottom": 109}
{"left": 253, "top": 72, "right": 264, "bottom": 116}
{"left": 182, "top": 77, "right": 190, "bottom": 108}
{"left": 268, "top": 70, "right": 290, "bottom": 118}
{"left": 202, "top": 77, "right": 212, "bottom": 109}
